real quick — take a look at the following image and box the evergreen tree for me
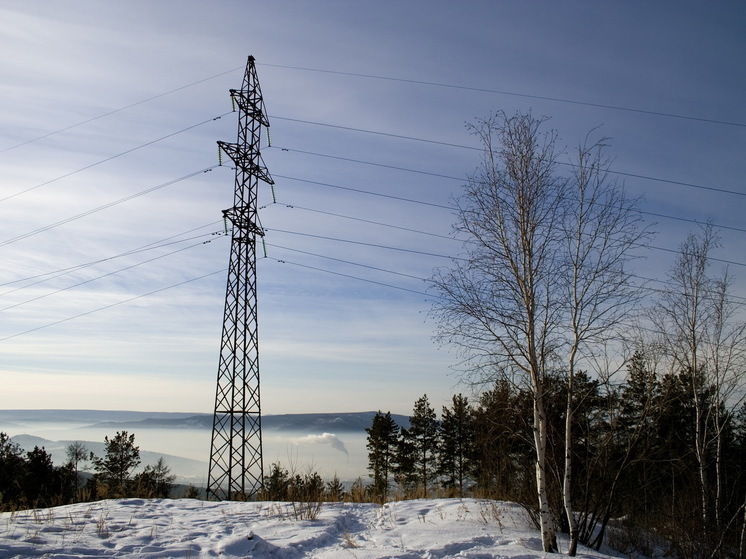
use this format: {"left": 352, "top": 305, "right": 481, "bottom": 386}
{"left": 325, "top": 473, "right": 345, "bottom": 502}
{"left": 263, "top": 462, "right": 290, "bottom": 500}
{"left": 393, "top": 427, "right": 417, "bottom": 494}
{"left": 0, "top": 433, "right": 25, "bottom": 507}
{"left": 472, "top": 381, "right": 534, "bottom": 502}
{"left": 91, "top": 431, "right": 141, "bottom": 497}
{"left": 404, "top": 394, "right": 440, "bottom": 495}
{"left": 22, "top": 446, "right": 60, "bottom": 506}
{"left": 133, "top": 457, "right": 175, "bottom": 498}
{"left": 439, "top": 394, "right": 476, "bottom": 496}
{"left": 615, "top": 351, "right": 663, "bottom": 520}
{"left": 289, "top": 471, "right": 325, "bottom": 502}
{"left": 365, "top": 411, "right": 399, "bottom": 502}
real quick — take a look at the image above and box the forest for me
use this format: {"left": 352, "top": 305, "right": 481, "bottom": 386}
{"left": 366, "top": 366, "right": 746, "bottom": 559}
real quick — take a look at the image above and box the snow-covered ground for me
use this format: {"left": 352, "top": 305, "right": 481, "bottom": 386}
{"left": 0, "top": 497, "right": 622, "bottom": 558}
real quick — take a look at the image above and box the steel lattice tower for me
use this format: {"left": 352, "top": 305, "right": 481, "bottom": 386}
{"left": 207, "top": 55, "right": 273, "bottom": 500}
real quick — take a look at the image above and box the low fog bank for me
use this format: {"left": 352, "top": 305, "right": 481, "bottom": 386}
{"left": 0, "top": 410, "right": 398, "bottom": 484}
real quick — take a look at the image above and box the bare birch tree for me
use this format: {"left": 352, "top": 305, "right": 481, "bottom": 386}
{"left": 431, "top": 111, "right": 566, "bottom": 552}
{"left": 560, "top": 136, "right": 650, "bottom": 555}
{"left": 651, "top": 224, "right": 746, "bottom": 550}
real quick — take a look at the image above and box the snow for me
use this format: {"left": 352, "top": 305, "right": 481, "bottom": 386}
{"left": 0, "top": 498, "right": 621, "bottom": 558}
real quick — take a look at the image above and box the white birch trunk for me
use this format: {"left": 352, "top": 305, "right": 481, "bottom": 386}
{"left": 534, "top": 388, "right": 556, "bottom": 553}
{"left": 564, "top": 384, "right": 578, "bottom": 556}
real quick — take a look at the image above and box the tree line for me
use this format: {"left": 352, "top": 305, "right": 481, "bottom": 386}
{"left": 0, "top": 431, "right": 181, "bottom": 510}
{"left": 368, "top": 372, "right": 746, "bottom": 558}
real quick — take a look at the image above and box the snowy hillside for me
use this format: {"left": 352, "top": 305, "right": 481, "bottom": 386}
{"left": 0, "top": 498, "right": 622, "bottom": 558}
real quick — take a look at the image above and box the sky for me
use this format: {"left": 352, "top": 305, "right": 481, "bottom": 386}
{"left": 1, "top": 1, "right": 745, "bottom": 416}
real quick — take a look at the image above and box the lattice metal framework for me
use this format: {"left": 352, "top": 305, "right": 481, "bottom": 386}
{"left": 207, "top": 55, "right": 273, "bottom": 500}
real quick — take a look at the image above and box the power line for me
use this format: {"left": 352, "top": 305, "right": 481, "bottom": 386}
{"left": 0, "top": 66, "right": 243, "bottom": 155}
{"left": 0, "top": 222, "right": 221, "bottom": 290}
{"left": 0, "top": 237, "right": 222, "bottom": 313}
{"left": 273, "top": 174, "right": 452, "bottom": 210}
{"left": 271, "top": 119, "right": 746, "bottom": 199}
{"left": 646, "top": 243, "right": 746, "bottom": 269}
{"left": 0, "top": 269, "right": 226, "bottom": 343}
{"left": 264, "top": 203, "right": 457, "bottom": 241}
{"left": 6, "top": 57, "right": 741, "bottom": 159}
{"left": 266, "top": 243, "right": 427, "bottom": 282}
{"left": 268, "top": 243, "right": 746, "bottom": 310}
{"left": 270, "top": 115, "right": 475, "bottom": 151}
{"left": 0, "top": 113, "right": 231, "bottom": 203}
{"left": 261, "top": 62, "right": 746, "bottom": 129}
{"left": 0, "top": 167, "right": 218, "bottom": 248}
{"left": 269, "top": 258, "right": 429, "bottom": 298}
{"left": 271, "top": 186, "right": 744, "bottom": 240}
{"left": 267, "top": 227, "right": 460, "bottom": 260}
{"left": 3, "top": 224, "right": 743, "bottom": 343}
{"left": 275, "top": 146, "right": 464, "bottom": 182}
{"left": 639, "top": 210, "right": 746, "bottom": 235}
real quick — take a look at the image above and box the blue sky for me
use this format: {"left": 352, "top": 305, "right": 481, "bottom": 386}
{"left": 1, "top": 1, "right": 744, "bottom": 415}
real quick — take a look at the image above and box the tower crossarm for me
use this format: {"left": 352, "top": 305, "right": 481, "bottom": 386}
{"left": 217, "top": 141, "right": 274, "bottom": 185}
{"left": 222, "top": 207, "right": 265, "bottom": 238}
{"left": 229, "top": 88, "right": 270, "bottom": 127}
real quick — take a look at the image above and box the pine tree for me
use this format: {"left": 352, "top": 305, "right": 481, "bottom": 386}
{"left": 92, "top": 431, "right": 141, "bottom": 497}
{"left": 365, "top": 411, "right": 399, "bottom": 502}
{"left": 439, "top": 394, "right": 476, "bottom": 496}
{"left": 22, "top": 446, "right": 60, "bottom": 506}
{"left": 263, "top": 462, "right": 290, "bottom": 500}
{"left": 472, "top": 381, "right": 534, "bottom": 501}
{"left": 325, "top": 473, "right": 345, "bottom": 502}
{"left": 133, "top": 457, "right": 175, "bottom": 498}
{"left": 0, "top": 433, "right": 25, "bottom": 507}
{"left": 404, "top": 394, "right": 440, "bottom": 495}
{"left": 393, "top": 427, "right": 417, "bottom": 494}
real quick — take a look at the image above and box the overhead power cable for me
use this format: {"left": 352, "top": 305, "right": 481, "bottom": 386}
{"left": 646, "top": 243, "right": 746, "bottom": 269}
{"left": 274, "top": 175, "right": 451, "bottom": 210}
{"left": 261, "top": 63, "right": 746, "bottom": 129}
{"left": 267, "top": 243, "right": 427, "bottom": 281}
{"left": 0, "top": 269, "right": 226, "bottom": 343}
{"left": 0, "top": 66, "right": 243, "bottom": 154}
{"left": 1, "top": 222, "right": 222, "bottom": 290}
{"left": 0, "top": 167, "right": 218, "bottom": 248}
{"left": 271, "top": 121, "right": 745, "bottom": 199}
{"left": 271, "top": 245, "right": 746, "bottom": 310}
{"left": 267, "top": 227, "right": 461, "bottom": 260}
{"left": 264, "top": 204, "right": 457, "bottom": 241}
{"left": 275, "top": 147, "right": 464, "bottom": 182}
{"left": 1, "top": 237, "right": 222, "bottom": 313}
{"left": 272, "top": 176, "right": 743, "bottom": 237}
{"left": 0, "top": 113, "right": 231, "bottom": 203}
{"left": 270, "top": 259, "right": 429, "bottom": 297}
{"left": 270, "top": 115, "right": 476, "bottom": 151}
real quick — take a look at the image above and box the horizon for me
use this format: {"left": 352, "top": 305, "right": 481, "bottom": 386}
{"left": 0, "top": 408, "right": 398, "bottom": 482}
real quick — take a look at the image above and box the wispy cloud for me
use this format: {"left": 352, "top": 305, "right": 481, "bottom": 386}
{"left": 1, "top": 1, "right": 743, "bottom": 417}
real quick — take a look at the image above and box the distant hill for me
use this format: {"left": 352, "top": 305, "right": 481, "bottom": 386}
{"left": 0, "top": 410, "right": 410, "bottom": 432}
{"left": 1, "top": 410, "right": 412, "bottom": 483}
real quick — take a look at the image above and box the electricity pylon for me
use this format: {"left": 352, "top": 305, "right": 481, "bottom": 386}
{"left": 207, "top": 55, "right": 273, "bottom": 500}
